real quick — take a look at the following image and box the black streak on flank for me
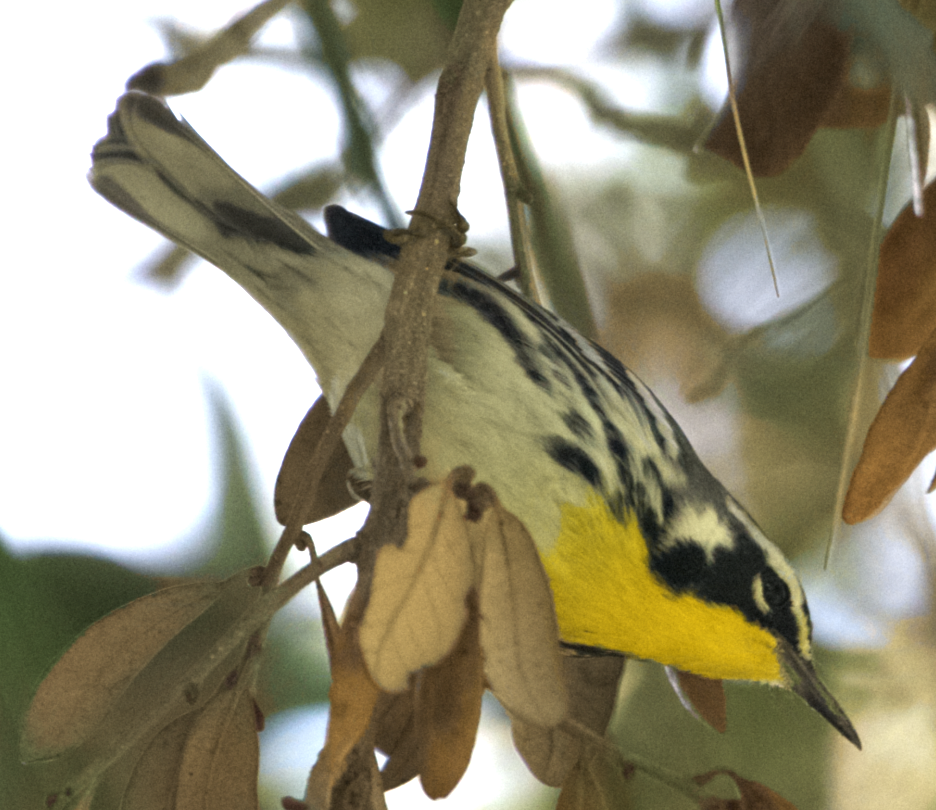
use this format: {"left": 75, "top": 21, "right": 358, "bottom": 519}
{"left": 441, "top": 279, "right": 551, "bottom": 390}
{"left": 562, "top": 410, "right": 594, "bottom": 440}
{"left": 545, "top": 436, "right": 603, "bottom": 489}
{"left": 212, "top": 201, "right": 316, "bottom": 255}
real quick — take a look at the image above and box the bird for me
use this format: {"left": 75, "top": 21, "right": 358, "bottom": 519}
{"left": 89, "top": 90, "right": 860, "bottom": 748}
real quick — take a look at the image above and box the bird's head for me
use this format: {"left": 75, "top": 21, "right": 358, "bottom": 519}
{"left": 543, "top": 492, "right": 860, "bottom": 748}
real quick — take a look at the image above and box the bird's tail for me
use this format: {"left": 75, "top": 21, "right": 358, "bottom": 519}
{"left": 89, "top": 91, "right": 390, "bottom": 393}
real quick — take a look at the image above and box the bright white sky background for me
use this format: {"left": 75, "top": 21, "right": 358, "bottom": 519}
{"left": 3, "top": 0, "right": 931, "bottom": 804}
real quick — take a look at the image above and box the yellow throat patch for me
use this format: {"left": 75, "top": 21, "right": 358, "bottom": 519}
{"left": 542, "top": 494, "right": 783, "bottom": 683}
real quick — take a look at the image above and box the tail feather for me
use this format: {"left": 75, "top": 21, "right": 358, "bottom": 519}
{"left": 89, "top": 91, "right": 391, "bottom": 397}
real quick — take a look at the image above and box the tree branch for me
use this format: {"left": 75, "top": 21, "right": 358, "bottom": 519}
{"left": 356, "top": 0, "right": 516, "bottom": 585}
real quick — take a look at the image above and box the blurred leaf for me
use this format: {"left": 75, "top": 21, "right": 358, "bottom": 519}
{"left": 270, "top": 164, "right": 344, "bottom": 212}
{"left": 667, "top": 669, "right": 727, "bottom": 734}
{"left": 902, "top": 99, "right": 930, "bottom": 218}
{"left": 601, "top": 274, "right": 729, "bottom": 404}
{"left": 194, "top": 382, "right": 271, "bottom": 579}
{"left": 256, "top": 615, "right": 331, "bottom": 713}
{"left": 900, "top": 0, "right": 936, "bottom": 32}
{"left": 415, "top": 597, "right": 484, "bottom": 799}
{"left": 833, "top": 618, "right": 936, "bottom": 808}
{"left": 39, "top": 569, "right": 261, "bottom": 808}
{"left": 695, "top": 769, "right": 799, "bottom": 810}
{"left": 274, "top": 396, "right": 357, "bottom": 527}
{"left": 343, "top": 0, "right": 450, "bottom": 81}
{"left": 613, "top": 660, "right": 836, "bottom": 809}
{"left": 472, "top": 486, "right": 568, "bottom": 728}
{"left": 844, "top": 325, "right": 936, "bottom": 522}
{"left": 556, "top": 758, "right": 611, "bottom": 810}
{"left": 705, "top": 0, "right": 850, "bottom": 176}
{"left": 305, "top": 584, "right": 380, "bottom": 809}
{"left": 557, "top": 747, "right": 630, "bottom": 810}
{"left": 429, "top": 0, "right": 463, "bottom": 30}
{"left": 374, "top": 689, "right": 420, "bottom": 790}
{"left": 834, "top": 0, "right": 936, "bottom": 108}
{"left": 870, "top": 179, "right": 936, "bottom": 360}
{"left": 0, "top": 543, "right": 154, "bottom": 726}
{"left": 516, "top": 68, "right": 706, "bottom": 154}
{"left": 511, "top": 656, "right": 623, "bottom": 788}
{"left": 21, "top": 580, "right": 224, "bottom": 762}
{"left": 564, "top": 656, "right": 625, "bottom": 734}
{"left": 127, "top": 0, "right": 292, "bottom": 96}
{"left": 174, "top": 687, "right": 260, "bottom": 810}
{"left": 121, "top": 711, "right": 198, "bottom": 810}
{"left": 358, "top": 470, "right": 475, "bottom": 693}
{"left": 137, "top": 242, "right": 197, "bottom": 289}
{"left": 510, "top": 712, "right": 581, "bottom": 788}
{"left": 821, "top": 79, "right": 891, "bottom": 129}
{"left": 298, "top": 0, "right": 402, "bottom": 227}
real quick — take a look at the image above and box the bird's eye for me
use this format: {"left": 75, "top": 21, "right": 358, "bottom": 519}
{"left": 760, "top": 567, "right": 791, "bottom": 611}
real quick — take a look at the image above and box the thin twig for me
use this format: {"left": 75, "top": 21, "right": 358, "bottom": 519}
{"left": 503, "top": 76, "right": 598, "bottom": 339}
{"left": 355, "top": 0, "right": 516, "bottom": 594}
{"left": 263, "top": 334, "right": 386, "bottom": 589}
{"left": 486, "top": 61, "right": 539, "bottom": 303}
{"left": 828, "top": 92, "right": 900, "bottom": 564}
{"left": 713, "top": 0, "right": 779, "bottom": 297}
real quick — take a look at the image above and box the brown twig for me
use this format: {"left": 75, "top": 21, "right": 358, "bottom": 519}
{"left": 262, "top": 334, "right": 387, "bottom": 590}
{"left": 486, "top": 61, "right": 540, "bottom": 303}
{"left": 354, "top": 0, "right": 516, "bottom": 592}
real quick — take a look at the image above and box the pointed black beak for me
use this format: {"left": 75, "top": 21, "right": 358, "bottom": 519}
{"left": 777, "top": 638, "right": 861, "bottom": 749}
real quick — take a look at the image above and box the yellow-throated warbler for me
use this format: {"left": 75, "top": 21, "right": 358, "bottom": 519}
{"left": 90, "top": 91, "right": 860, "bottom": 748}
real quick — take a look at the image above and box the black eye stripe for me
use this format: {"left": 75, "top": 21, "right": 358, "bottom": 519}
{"left": 760, "top": 568, "right": 791, "bottom": 611}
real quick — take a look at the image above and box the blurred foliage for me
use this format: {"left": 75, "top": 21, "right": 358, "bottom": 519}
{"left": 0, "top": 388, "right": 332, "bottom": 808}
{"left": 7, "top": 0, "right": 936, "bottom": 808}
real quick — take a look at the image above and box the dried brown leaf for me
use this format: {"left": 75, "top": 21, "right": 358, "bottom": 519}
{"left": 175, "top": 688, "right": 260, "bottom": 810}
{"left": 667, "top": 668, "right": 727, "bottom": 733}
{"left": 871, "top": 181, "right": 936, "bottom": 360}
{"left": 696, "top": 770, "right": 799, "bottom": 810}
{"left": 510, "top": 715, "right": 582, "bottom": 788}
{"left": 844, "top": 326, "right": 936, "bottom": 522}
{"left": 556, "top": 758, "right": 610, "bottom": 810}
{"left": 22, "top": 580, "right": 224, "bottom": 762}
{"left": 472, "top": 491, "right": 568, "bottom": 727}
{"left": 373, "top": 688, "right": 415, "bottom": 758}
{"left": 510, "top": 656, "right": 623, "bottom": 787}
{"left": 274, "top": 396, "right": 357, "bottom": 526}
{"left": 374, "top": 689, "right": 420, "bottom": 791}
{"left": 359, "top": 472, "right": 475, "bottom": 692}
{"left": 564, "top": 656, "right": 625, "bottom": 735}
{"left": 126, "top": 0, "right": 291, "bottom": 96}
{"left": 121, "top": 712, "right": 199, "bottom": 810}
{"left": 602, "top": 275, "right": 728, "bottom": 404}
{"left": 821, "top": 78, "right": 891, "bottom": 129}
{"left": 379, "top": 737, "right": 420, "bottom": 792}
{"left": 416, "top": 597, "right": 484, "bottom": 799}
{"left": 901, "top": 0, "right": 936, "bottom": 34}
{"left": 306, "top": 586, "right": 381, "bottom": 809}
{"left": 556, "top": 748, "right": 630, "bottom": 810}
{"left": 704, "top": 0, "right": 850, "bottom": 176}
